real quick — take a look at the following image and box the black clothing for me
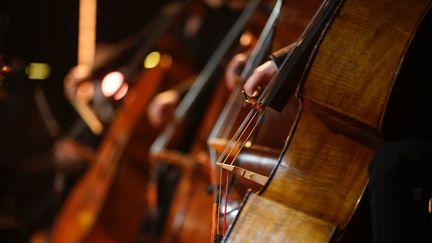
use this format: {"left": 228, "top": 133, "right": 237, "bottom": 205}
{"left": 174, "top": 4, "right": 241, "bottom": 70}
{"left": 0, "top": 70, "right": 58, "bottom": 239}
{"left": 0, "top": 68, "right": 93, "bottom": 241}
{"left": 368, "top": 10, "right": 432, "bottom": 243}
{"left": 270, "top": 44, "right": 294, "bottom": 67}
{"left": 368, "top": 140, "right": 432, "bottom": 243}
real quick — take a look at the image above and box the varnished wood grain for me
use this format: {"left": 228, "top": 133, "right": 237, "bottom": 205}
{"left": 264, "top": 110, "right": 374, "bottom": 228}
{"left": 226, "top": 193, "right": 335, "bottom": 243}
{"left": 51, "top": 66, "right": 166, "bottom": 243}
{"left": 302, "top": 0, "right": 431, "bottom": 128}
{"left": 226, "top": 0, "right": 431, "bottom": 241}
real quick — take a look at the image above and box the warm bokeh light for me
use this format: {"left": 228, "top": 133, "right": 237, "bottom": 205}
{"left": 27, "top": 63, "right": 51, "bottom": 80}
{"left": 239, "top": 31, "right": 253, "bottom": 47}
{"left": 1, "top": 65, "right": 11, "bottom": 74}
{"left": 113, "top": 83, "right": 129, "bottom": 100}
{"left": 244, "top": 141, "right": 252, "bottom": 148}
{"left": 78, "top": 210, "right": 94, "bottom": 227}
{"left": 160, "top": 54, "right": 173, "bottom": 68}
{"left": 144, "top": 51, "right": 161, "bottom": 69}
{"left": 101, "top": 71, "right": 124, "bottom": 97}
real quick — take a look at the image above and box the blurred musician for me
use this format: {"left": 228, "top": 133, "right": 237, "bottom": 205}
{"left": 146, "top": 0, "right": 248, "bottom": 128}
{"left": 368, "top": 11, "right": 432, "bottom": 243}
{"left": 0, "top": 9, "right": 96, "bottom": 242}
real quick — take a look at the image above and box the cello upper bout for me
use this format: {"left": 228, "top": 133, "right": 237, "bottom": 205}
{"left": 223, "top": 0, "right": 432, "bottom": 241}
{"left": 302, "top": 0, "right": 432, "bottom": 129}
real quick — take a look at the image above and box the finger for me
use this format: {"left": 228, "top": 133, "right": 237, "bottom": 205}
{"left": 243, "top": 60, "right": 278, "bottom": 96}
{"left": 243, "top": 69, "right": 267, "bottom": 96}
{"left": 64, "top": 65, "right": 90, "bottom": 99}
{"left": 225, "top": 54, "right": 246, "bottom": 89}
{"left": 64, "top": 77, "right": 77, "bottom": 99}
{"left": 225, "top": 63, "right": 238, "bottom": 90}
{"left": 147, "top": 101, "right": 162, "bottom": 127}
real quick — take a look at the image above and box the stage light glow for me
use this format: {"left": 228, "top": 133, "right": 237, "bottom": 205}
{"left": 27, "top": 63, "right": 51, "bottom": 80}
{"left": 239, "top": 31, "right": 253, "bottom": 47}
{"left": 101, "top": 71, "right": 124, "bottom": 97}
{"left": 160, "top": 54, "right": 173, "bottom": 68}
{"left": 113, "top": 83, "right": 128, "bottom": 100}
{"left": 144, "top": 51, "right": 161, "bottom": 69}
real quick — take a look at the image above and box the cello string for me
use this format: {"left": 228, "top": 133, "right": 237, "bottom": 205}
{"left": 216, "top": 56, "right": 284, "bottom": 168}
{"left": 228, "top": 111, "right": 264, "bottom": 165}
{"left": 217, "top": 62, "right": 282, "bottom": 167}
{"left": 215, "top": 107, "right": 265, "bottom": 235}
{"left": 213, "top": 0, "right": 286, "bottom": 231}
{"left": 217, "top": 89, "right": 245, "bottom": 139}
{"left": 210, "top": 92, "right": 242, "bottom": 236}
{"left": 220, "top": 34, "right": 308, "bottom": 164}
{"left": 213, "top": 39, "right": 284, "bottom": 187}
{"left": 216, "top": 92, "right": 268, "bottom": 165}
{"left": 217, "top": 109, "right": 260, "bottom": 165}
{"left": 214, "top": 62, "right": 282, "bottom": 234}
{"left": 223, "top": 173, "right": 230, "bottom": 234}
{"left": 216, "top": 111, "right": 257, "bottom": 235}
{"left": 228, "top": 111, "right": 265, "bottom": 166}
{"left": 209, "top": 90, "right": 244, "bottom": 233}
{"left": 222, "top": 91, "right": 244, "bottom": 138}
{"left": 214, "top": 0, "right": 337, "bottom": 236}
{"left": 217, "top": 161, "right": 222, "bottom": 234}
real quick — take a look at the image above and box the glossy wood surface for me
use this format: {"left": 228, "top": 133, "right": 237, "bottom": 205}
{"left": 227, "top": 193, "right": 335, "bottom": 243}
{"left": 152, "top": 2, "right": 274, "bottom": 241}
{"left": 159, "top": 166, "right": 213, "bottom": 243}
{"left": 51, "top": 66, "right": 167, "bottom": 243}
{"left": 266, "top": 0, "right": 431, "bottom": 227}
{"left": 264, "top": 109, "right": 373, "bottom": 227}
{"left": 225, "top": 0, "right": 431, "bottom": 241}
{"left": 302, "top": 0, "right": 431, "bottom": 128}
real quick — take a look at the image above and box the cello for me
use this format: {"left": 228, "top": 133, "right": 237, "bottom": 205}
{"left": 208, "top": 0, "right": 321, "bottom": 239}
{"left": 147, "top": 1, "right": 267, "bottom": 242}
{"left": 212, "top": 0, "right": 432, "bottom": 241}
{"left": 50, "top": 1, "right": 213, "bottom": 242}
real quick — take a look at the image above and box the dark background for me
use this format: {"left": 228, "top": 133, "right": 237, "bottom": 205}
{"left": 0, "top": 0, "right": 168, "bottom": 127}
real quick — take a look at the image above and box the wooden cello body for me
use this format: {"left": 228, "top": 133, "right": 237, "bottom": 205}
{"left": 148, "top": 2, "right": 268, "bottom": 242}
{"left": 220, "top": 0, "right": 432, "bottom": 241}
{"left": 50, "top": 1, "right": 216, "bottom": 242}
{"left": 151, "top": 1, "right": 326, "bottom": 241}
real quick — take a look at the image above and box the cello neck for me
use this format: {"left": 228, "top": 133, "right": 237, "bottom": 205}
{"left": 78, "top": 0, "right": 97, "bottom": 67}
{"left": 173, "top": 0, "right": 262, "bottom": 121}
{"left": 239, "top": 0, "right": 282, "bottom": 81}
{"left": 265, "top": 0, "right": 344, "bottom": 111}
{"left": 208, "top": 0, "right": 283, "bottom": 144}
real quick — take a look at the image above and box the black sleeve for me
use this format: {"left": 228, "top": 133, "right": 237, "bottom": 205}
{"left": 270, "top": 42, "right": 297, "bottom": 67}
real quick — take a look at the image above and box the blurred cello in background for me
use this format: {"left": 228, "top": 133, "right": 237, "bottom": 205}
{"left": 212, "top": 0, "right": 432, "bottom": 242}
{"left": 207, "top": 0, "right": 322, "bottom": 240}
{"left": 49, "top": 1, "right": 223, "bottom": 242}
{"left": 148, "top": 1, "right": 266, "bottom": 242}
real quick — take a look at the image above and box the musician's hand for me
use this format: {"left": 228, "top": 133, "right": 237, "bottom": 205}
{"left": 225, "top": 53, "right": 248, "bottom": 90}
{"left": 53, "top": 138, "right": 93, "bottom": 173}
{"left": 204, "top": 0, "right": 223, "bottom": 8}
{"left": 147, "top": 89, "right": 180, "bottom": 128}
{"left": 243, "top": 60, "right": 277, "bottom": 97}
{"left": 64, "top": 65, "right": 91, "bottom": 100}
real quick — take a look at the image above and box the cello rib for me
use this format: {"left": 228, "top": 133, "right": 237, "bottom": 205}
{"left": 51, "top": 65, "right": 167, "bottom": 243}
{"left": 225, "top": 193, "right": 335, "bottom": 243}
